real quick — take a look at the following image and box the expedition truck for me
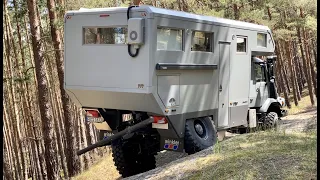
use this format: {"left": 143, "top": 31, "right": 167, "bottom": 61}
{"left": 64, "top": 5, "right": 288, "bottom": 177}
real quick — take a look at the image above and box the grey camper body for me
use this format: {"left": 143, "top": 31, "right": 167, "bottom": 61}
{"left": 64, "top": 6, "right": 286, "bottom": 155}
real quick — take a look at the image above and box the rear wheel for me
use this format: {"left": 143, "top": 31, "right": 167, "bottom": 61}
{"left": 111, "top": 140, "right": 156, "bottom": 178}
{"left": 184, "top": 117, "right": 217, "bottom": 155}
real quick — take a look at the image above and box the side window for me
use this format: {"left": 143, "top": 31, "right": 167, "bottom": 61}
{"left": 236, "top": 36, "right": 247, "bottom": 53}
{"left": 83, "top": 27, "right": 127, "bottom": 44}
{"left": 257, "top": 33, "right": 267, "bottom": 47}
{"left": 254, "top": 64, "right": 265, "bottom": 82}
{"left": 157, "top": 27, "right": 183, "bottom": 51}
{"left": 191, "top": 31, "right": 213, "bottom": 52}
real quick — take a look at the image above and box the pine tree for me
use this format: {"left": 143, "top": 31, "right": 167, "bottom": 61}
{"left": 27, "top": 0, "right": 59, "bottom": 179}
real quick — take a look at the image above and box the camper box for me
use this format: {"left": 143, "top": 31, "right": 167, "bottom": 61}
{"left": 65, "top": 5, "right": 275, "bottom": 128}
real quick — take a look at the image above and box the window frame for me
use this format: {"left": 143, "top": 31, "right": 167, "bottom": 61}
{"left": 190, "top": 30, "right": 214, "bottom": 53}
{"left": 257, "top": 32, "right": 267, "bottom": 48}
{"left": 156, "top": 26, "right": 185, "bottom": 51}
{"left": 236, "top": 35, "right": 247, "bottom": 54}
{"left": 82, "top": 26, "right": 128, "bottom": 46}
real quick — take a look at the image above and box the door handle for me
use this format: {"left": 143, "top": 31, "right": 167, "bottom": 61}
{"left": 219, "top": 85, "right": 222, "bottom": 92}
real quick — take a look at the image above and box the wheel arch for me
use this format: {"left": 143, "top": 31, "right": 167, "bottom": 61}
{"left": 259, "top": 98, "right": 282, "bottom": 117}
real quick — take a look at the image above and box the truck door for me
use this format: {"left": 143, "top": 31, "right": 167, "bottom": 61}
{"left": 254, "top": 63, "right": 268, "bottom": 107}
{"left": 218, "top": 42, "right": 230, "bottom": 128}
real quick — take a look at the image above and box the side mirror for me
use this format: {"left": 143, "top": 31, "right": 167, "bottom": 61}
{"left": 267, "top": 55, "right": 277, "bottom": 63}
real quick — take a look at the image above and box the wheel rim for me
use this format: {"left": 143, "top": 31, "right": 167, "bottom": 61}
{"left": 194, "top": 120, "right": 207, "bottom": 138}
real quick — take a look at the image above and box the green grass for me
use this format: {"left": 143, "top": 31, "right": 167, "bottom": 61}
{"left": 188, "top": 129, "right": 317, "bottom": 180}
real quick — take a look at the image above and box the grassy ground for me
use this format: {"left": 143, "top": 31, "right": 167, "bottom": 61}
{"left": 187, "top": 94, "right": 317, "bottom": 180}
{"left": 281, "top": 87, "right": 317, "bottom": 115}
{"left": 73, "top": 154, "right": 121, "bottom": 180}
{"left": 187, "top": 129, "right": 317, "bottom": 180}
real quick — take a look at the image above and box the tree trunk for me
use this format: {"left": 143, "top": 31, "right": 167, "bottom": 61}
{"left": 177, "top": 0, "right": 181, "bottom": 11}
{"left": 44, "top": 45, "right": 69, "bottom": 178}
{"left": 75, "top": 109, "right": 84, "bottom": 172}
{"left": 181, "top": 0, "right": 188, "bottom": 11}
{"left": 311, "top": 38, "right": 317, "bottom": 67}
{"left": 299, "top": 8, "right": 315, "bottom": 105}
{"left": 233, "top": 4, "right": 240, "bottom": 20}
{"left": 86, "top": 122, "right": 99, "bottom": 161}
{"left": 80, "top": 111, "right": 90, "bottom": 170}
{"left": 294, "top": 49, "right": 305, "bottom": 93}
{"left": 3, "top": 95, "right": 22, "bottom": 180}
{"left": 4, "top": 2, "right": 29, "bottom": 179}
{"left": 22, "top": 14, "right": 47, "bottom": 178}
{"left": 284, "top": 40, "right": 298, "bottom": 106}
{"left": 291, "top": 41, "right": 301, "bottom": 101}
{"left": 27, "top": 0, "right": 59, "bottom": 179}
{"left": 267, "top": 7, "right": 272, "bottom": 20}
{"left": 303, "top": 31, "right": 317, "bottom": 97}
{"left": 297, "top": 27, "right": 315, "bottom": 105}
{"left": 3, "top": 109, "right": 15, "bottom": 180}
{"left": 276, "top": 42, "right": 291, "bottom": 108}
{"left": 4, "top": 14, "right": 24, "bottom": 180}
{"left": 47, "top": 0, "right": 80, "bottom": 176}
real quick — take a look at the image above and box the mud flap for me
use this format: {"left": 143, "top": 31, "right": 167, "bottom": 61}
{"left": 160, "top": 136, "right": 184, "bottom": 152}
{"left": 156, "top": 119, "right": 184, "bottom": 152}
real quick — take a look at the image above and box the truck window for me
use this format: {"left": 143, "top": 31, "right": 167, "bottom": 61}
{"left": 254, "top": 64, "right": 265, "bottom": 82}
{"left": 191, "top": 31, "right": 213, "bottom": 52}
{"left": 257, "top": 33, "right": 267, "bottom": 47}
{"left": 236, "top": 36, "right": 247, "bottom": 53}
{"left": 83, "top": 27, "right": 127, "bottom": 44}
{"left": 157, "top": 27, "right": 183, "bottom": 51}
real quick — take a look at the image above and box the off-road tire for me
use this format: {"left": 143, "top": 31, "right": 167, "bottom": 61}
{"left": 184, "top": 117, "right": 217, "bottom": 155}
{"left": 264, "top": 112, "right": 279, "bottom": 130}
{"left": 111, "top": 141, "right": 156, "bottom": 178}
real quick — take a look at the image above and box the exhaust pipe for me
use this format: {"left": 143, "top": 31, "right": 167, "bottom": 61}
{"left": 77, "top": 117, "right": 154, "bottom": 155}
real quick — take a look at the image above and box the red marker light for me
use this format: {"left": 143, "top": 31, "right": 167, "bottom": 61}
{"left": 153, "top": 116, "right": 168, "bottom": 124}
{"left": 86, "top": 110, "right": 100, "bottom": 118}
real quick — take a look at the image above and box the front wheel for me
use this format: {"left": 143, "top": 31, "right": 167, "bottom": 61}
{"left": 184, "top": 117, "right": 217, "bottom": 155}
{"left": 263, "top": 112, "right": 279, "bottom": 130}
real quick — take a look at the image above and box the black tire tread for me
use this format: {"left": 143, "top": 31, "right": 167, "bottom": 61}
{"left": 264, "top": 112, "right": 278, "bottom": 129}
{"left": 184, "top": 117, "right": 217, "bottom": 155}
{"left": 184, "top": 124, "right": 203, "bottom": 154}
{"left": 111, "top": 142, "right": 156, "bottom": 178}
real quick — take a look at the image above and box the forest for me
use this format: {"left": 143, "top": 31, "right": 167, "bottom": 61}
{"left": 3, "top": 0, "right": 317, "bottom": 179}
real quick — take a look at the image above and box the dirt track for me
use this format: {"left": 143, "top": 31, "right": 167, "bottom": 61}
{"left": 125, "top": 109, "right": 317, "bottom": 180}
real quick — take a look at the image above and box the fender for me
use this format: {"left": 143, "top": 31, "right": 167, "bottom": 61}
{"left": 258, "top": 98, "right": 281, "bottom": 113}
